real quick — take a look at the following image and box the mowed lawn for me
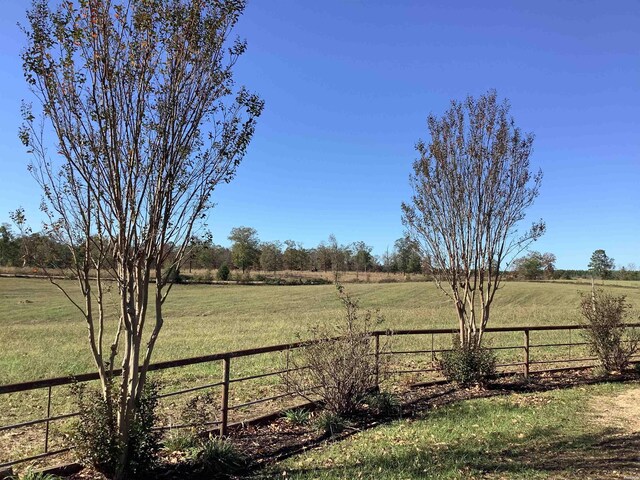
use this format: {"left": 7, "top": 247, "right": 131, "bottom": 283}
{"left": 1, "top": 277, "right": 640, "bottom": 385}
{"left": 264, "top": 381, "right": 640, "bottom": 479}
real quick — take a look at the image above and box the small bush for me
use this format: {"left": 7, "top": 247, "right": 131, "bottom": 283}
{"left": 364, "top": 391, "right": 401, "bottom": 418}
{"left": 580, "top": 288, "right": 640, "bottom": 373}
{"left": 263, "top": 276, "right": 331, "bottom": 286}
{"left": 194, "top": 437, "right": 248, "bottom": 477}
{"left": 282, "top": 408, "right": 310, "bottom": 426}
{"left": 439, "top": 338, "right": 496, "bottom": 386}
{"left": 71, "top": 380, "right": 160, "bottom": 479}
{"left": 283, "top": 284, "right": 389, "bottom": 416}
{"left": 70, "top": 384, "right": 121, "bottom": 476}
{"left": 216, "top": 264, "right": 230, "bottom": 281}
{"left": 193, "top": 270, "right": 213, "bottom": 283}
{"left": 166, "top": 265, "right": 183, "bottom": 284}
{"left": 314, "top": 411, "right": 348, "bottom": 437}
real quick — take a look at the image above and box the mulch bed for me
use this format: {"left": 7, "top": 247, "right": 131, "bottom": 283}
{"left": 57, "top": 368, "right": 638, "bottom": 479}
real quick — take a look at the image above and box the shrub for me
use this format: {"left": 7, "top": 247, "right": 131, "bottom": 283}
{"left": 194, "top": 437, "right": 248, "bottom": 477}
{"left": 283, "top": 284, "right": 388, "bottom": 416}
{"left": 193, "top": 270, "right": 213, "bottom": 283}
{"left": 71, "top": 380, "right": 161, "bottom": 479}
{"left": 438, "top": 338, "right": 496, "bottom": 386}
{"left": 364, "top": 391, "right": 401, "bottom": 418}
{"left": 580, "top": 288, "right": 640, "bottom": 373}
{"left": 164, "top": 431, "right": 200, "bottom": 452}
{"left": 166, "top": 265, "right": 183, "bottom": 284}
{"left": 216, "top": 264, "right": 230, "bottom": 281}
{"left": 314, "top": 411, "right": 349, "bottom": 437}
{"left": 181, "top": 391, "right": 220, "bottom": 436}
{"left": 282, "top": 408, "right": 310, "bottom": 426}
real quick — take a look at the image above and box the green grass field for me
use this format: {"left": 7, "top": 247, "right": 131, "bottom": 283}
{"left": 265, "top": 381, "right": 640, "bottom": 479}
{"left": 3, "top": 277, "right": 638, "bottom": 385}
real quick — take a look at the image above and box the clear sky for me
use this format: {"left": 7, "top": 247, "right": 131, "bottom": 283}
{"left": 0, "top": 0, "right": 638, "bottom": 269}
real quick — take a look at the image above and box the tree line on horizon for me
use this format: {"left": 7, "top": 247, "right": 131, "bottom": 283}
{"left": 1, "top": 222, "right": 634, "bottom": 281}
{"left": 0, "top": 222, "right": 423, "bottom": 276}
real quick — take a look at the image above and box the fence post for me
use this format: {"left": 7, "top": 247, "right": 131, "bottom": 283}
{"left": 523, "top": 329, "right": 530, "bottom": 378}
{"left": 44, "top": 385, "right": 52, "bottom": 453}
{"left": 374, "top": 333, "right": 380, "bottom": 390}
{"left": 221, "top": 357, "right": 230, "bottom": 437}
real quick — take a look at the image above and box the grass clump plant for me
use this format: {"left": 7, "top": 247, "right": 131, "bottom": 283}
{"left": 314, "top": 411, "right": 349, "bottom": 437}
{"left": 283, "top": 408, "right": 311, "bottom": 426}
{"left": 364, "top": 391, "right": 401, "bottom": 418}
{"left": 193, "top": 436, "right": 249, "bottom": 477}
{"left": 163, "top": 431, "right": 200, "bottom": 452}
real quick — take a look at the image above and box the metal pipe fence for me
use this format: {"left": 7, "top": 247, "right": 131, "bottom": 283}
{"left": 1, "top": 322, "right": 639, "bottom": 469}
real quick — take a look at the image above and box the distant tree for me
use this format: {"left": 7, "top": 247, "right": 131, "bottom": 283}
{"left": 282, "top": 240, "right": 309, "bottom": 271}
{"left": 210, "top": 244, "right": 233, "bottom": 270}
{"left": 402, "top": 90, "right": 544, "bottom": 349}
{"left": 588, "top": 249, "right": 615, "bottom": 280}
{"left": 513, "top": 251, "right": 556, "bottom": 280}
{"left": 229, "top": 227, "right": 260, "bottom": 274}
{"left": 186, "top": 233, "right": 214, "bottom": 271}
{"left": 316, "top": 242, "right": 332, "bottom": 272}
{"left": 352, "top": 241, "right": 373, "bottom": 279}
{"left": 618, "top": 263, "right": 639, "bottom": 281}
{"left": 514, "top": 253, "right": 542, "bottom": 280}
{"left": 260, "top": 241, "right": 283, "bottom": 275}
{"left": 381, "top": 246, "right": 397, "bottom": 274}
{"left": 20, "top": 1, "right": 262, "bottom": 477}
{"left": 394, "top": 236, "right": 422, "bottom": 274}
{"left": 0, "top": 224, "right": 20, "bottom": 266}
{"left": 327, "top": 234, "right": 350, "bottom": 282}
{"left": 540, "top": 252, "right": 557, "bottom": 279}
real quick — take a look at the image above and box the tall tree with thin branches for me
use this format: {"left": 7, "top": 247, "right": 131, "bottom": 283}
{"left": 20, "top": 0, "right": 263, "bottom": 476}
{"left": 402, "top": 91, "right": 543, "bottom": 348}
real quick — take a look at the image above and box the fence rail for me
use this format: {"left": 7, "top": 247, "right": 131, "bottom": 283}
{"left": 1, "top": 322, "right": 639, "bottom": 469}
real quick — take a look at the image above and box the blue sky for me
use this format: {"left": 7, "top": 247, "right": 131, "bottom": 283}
{"left": 0, "top": 0, "right": 638, "bottom": 269}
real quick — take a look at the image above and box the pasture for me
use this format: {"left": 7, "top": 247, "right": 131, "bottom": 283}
{"left": 4, "top": 276, "right": 640, "bottom": 385}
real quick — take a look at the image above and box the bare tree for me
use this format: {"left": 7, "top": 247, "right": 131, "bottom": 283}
{"left": 402, "top": 91, "right": 543, "bottom": 348}
{"left": 20, "top": 0, "right": 262, "bottom": 476}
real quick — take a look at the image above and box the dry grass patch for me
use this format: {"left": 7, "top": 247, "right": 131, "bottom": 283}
{"left": 590, "top": 386, "right": 640, "bottom": 433}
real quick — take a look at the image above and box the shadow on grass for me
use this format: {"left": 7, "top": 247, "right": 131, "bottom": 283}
{"left": 276, "top": 422, "right": 640, "bottom": 479}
